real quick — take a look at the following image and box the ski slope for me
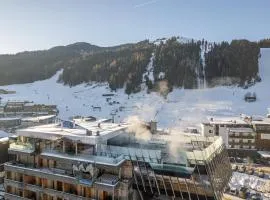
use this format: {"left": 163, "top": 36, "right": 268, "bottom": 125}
{"left": 1, "top": 48, "right": 270, "bottom": 129}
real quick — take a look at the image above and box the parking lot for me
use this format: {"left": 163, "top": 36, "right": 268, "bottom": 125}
{"left": 225, "top": 163, "right": 270, "bottom": 200}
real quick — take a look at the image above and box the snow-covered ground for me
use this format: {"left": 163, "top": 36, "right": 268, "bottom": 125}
{"left": 1, "top": 48, "right": 270, "bottom": 129}
{"left": 229, "top": 172, "right": 268, "bottom": 192}
{"left": 229, "top": 172, "right": 270, "bottom": 199}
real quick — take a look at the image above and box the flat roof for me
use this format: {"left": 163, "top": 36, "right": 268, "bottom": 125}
{"left": 21, "top": 115, "right": 56, "bottom": 122}
{"left": 203, "top": 116, "right": 248, "bottom": 125}
{"left": 41, "top": 151, "right": 125, "bottom": 166}
{"left": 252, "top": 119, "right": 270, "bottom": 125}
{"left": 16, "top": 121, "right": 128, "bottom": 145}
{"left": 257, "top": 151, "right": 270, "bottom": 158}
{"left": 228, "top": 128, "right": 254, "bottom": 133}
{"left": 0, "top": 130, "right": 9, "bottom": 138}
{"left": 0, "top": 117, "right": 21, "bottom": 121}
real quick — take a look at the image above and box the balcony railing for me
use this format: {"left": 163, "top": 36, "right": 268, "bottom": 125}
{"left": 94, "top": 173, "right": 120, "bottom": 192}
{"left": 229, "top": 134, "right": 255, "bottom": 139}
{"left": 5, "top": 193, "right": 30, "bottom": 200}
{"left": 44, "top": 187, "right": 95, "bottom": 200}
{"left": 4, "top": 162, "right": 92, "bottom": 186}
{"left": 41, "top": 148, "right": 125, "bottom": 167}
{"left": 4, "top": 178, "right": 95, "bottom": 200}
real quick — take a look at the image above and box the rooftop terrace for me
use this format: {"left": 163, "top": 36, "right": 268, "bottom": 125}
{"left": 16, "top": 120, "right": 128, "bottom": 145}
{"left": 203, "top": 116, "right": 248, "bottom": 125}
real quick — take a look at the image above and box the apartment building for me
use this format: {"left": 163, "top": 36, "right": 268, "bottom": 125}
{"left": 0, "top": 130, "right": 9, "bottom": 183}
{"left": 252, "top": 119, "right": 270, "bottom": 151}
{"left": 2, "top": 101, "right": 58, "bottom": 116}
{"left": 4, "top": 119, "right": 232, "bottom": 200}
{"left": 201, "top": 115, "right": 270, "bottom": 157}
{"left": 227, "top": 128, "right": 256, "bottom": 149}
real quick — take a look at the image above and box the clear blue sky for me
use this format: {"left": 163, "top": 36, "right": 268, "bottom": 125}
{"left": 0, "top": 0, "right": 269, "bottom": 54}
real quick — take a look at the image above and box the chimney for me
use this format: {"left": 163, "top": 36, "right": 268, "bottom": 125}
{"left": 96, "top": 131, "right": 100, "bottom": 136}
{"left": 86, "top": 130, "right": 92, "bottom": 136}
{"left": 150, "top": 121, "right": 157, "bottom": 134}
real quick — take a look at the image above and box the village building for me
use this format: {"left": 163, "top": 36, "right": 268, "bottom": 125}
{"left": 201, "top": 115, "right": 270, "bottom": 158}
{"left": 0, "top": 130, "right": 9, "bottom": 183}
{"left": 1, "top": 101, "right": 58, "bottom": 116}
{"left": 4, "top": 118, "right": 232, "bottom": 200}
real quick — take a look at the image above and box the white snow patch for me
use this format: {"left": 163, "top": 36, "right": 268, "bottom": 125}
{"left": 229, "top": 172, "right": 269, "bottom": 193}
{"left": 142, "top": 53, "right": 155, "bottom": 83}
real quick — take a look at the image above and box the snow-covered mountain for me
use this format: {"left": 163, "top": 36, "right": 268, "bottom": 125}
{"left": 1, "top": 48, "right": 270, "bottom": 130}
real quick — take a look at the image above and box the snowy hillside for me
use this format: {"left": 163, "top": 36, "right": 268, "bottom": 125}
{"left": 1, "top": 48, "right": 270, "bottom": 129}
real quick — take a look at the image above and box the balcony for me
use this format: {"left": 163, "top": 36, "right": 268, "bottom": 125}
{"left": 4, "top": 178, "right": 95, "bottom": 200}
{"left": 94, "top": 174, "right": 120, "bottom": 192}
{"left": 4, "top": 162, "right": 93, "bottom": 186}
{"left": 4, "top": 178, "right": 42, "bottom": 193}
{"left": 228, "top": 139, "right": 255, "bottom": 145}
{"left": 8, "top": 142, "right": 35, "bottom": 155}
{"left": 5, "top": 193, "right": 30, "bottom": 200}
{"left": 44, "top": 188, "right": 95, "bottom": 200}
{"left": 229, "top": 134, "right": 255, "bottom": 139}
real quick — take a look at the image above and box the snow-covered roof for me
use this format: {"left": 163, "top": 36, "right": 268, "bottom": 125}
{"left": 251, "top": 119, "right": 270, "bottom": 125}
{"left": 228, "top": 128, "right": 254, "bottom": 133}
{"left": 0, "top": 130, "right": 9, "bottom": 142}
{"left": 41, "top": 151, "right": 125, "bottom": 166}
{"left": 16, "top": 121, "right": 128, "bottom": 145}
{"left": 203, "top": 116, "right": 248, "bottom": 125}
{"left": 0, "top": 130, "right": 9, "bottom": 138}
{"left": 257, "top": 151, "right": 270, "bottom": 158}
{"left": 0, "top": 117, "right": 20, "bottom": 121}
{"left": 21, "top": 115, "right": 56, "bottom": 122}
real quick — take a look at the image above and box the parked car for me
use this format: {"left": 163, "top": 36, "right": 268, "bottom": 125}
{"left": 230, "top": 187, "right": 238, "bottom": 196}
{"left": 263, "top": 193, "right": 270, "bottom": 199}
{"left": 257, "top": 169, "right": 265, "bottom": 178}
{"left": 230, "top": 157, "right": 236, "bottom": 163}
{"left": 232, "top": 164, "right": 238, "bottom": 171}
{"left": 250, "top": 193, "right": 261, "bottom": 200}
{"left": 239, "top": 187, "right": 248, "bottom": 199}
{"left": 246, "top": 167, "right": 254, "bottom": 175}
{"left": 238, "top": 165, "right": 246, "bottom": 173}
{"left": 236, "top": 157, "right": 243, "bottom": 163}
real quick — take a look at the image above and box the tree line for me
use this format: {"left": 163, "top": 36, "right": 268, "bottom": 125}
{"left": 204, "top": 40, "right": 260, "bottom": 87}
{"left": 153, "top": 37, "right": 202, "bottom": 89}
{"left": 60, "top": 40, "right": 154, "bottom": 94}
{"left": 0, "top": 38, "right": 268, "bottom": 94}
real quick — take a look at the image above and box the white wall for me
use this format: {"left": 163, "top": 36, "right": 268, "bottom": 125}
{"left": 201, "top": 124, "right": 215, "bottom": 137}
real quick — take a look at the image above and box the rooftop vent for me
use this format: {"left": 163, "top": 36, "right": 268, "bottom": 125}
{"left": 150, "top": 121, "right": 157, "bottom": 134}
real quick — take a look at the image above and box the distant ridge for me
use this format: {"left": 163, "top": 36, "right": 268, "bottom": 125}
{"left": 0, "top": 36, "right": 269, "bottom": 93}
